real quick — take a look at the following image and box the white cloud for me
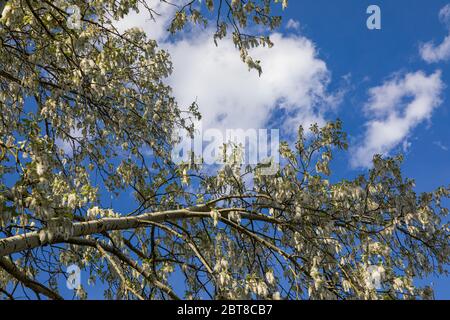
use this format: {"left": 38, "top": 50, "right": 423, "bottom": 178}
{"left": 55, "top": 127, "right": 83, "bottom": 156}
{"left": 434, "top": 140, "right": 449, "bottom": 151}
{"left": 352, "top": 71, "right": 444, "bottom": 168}
{"left": 439, "top": 4, "right": 450, "bottom": 27}
{"left": 420, "top": 36, "right": 450, "bottom": 63}
{"left": 166, "top": 32, "right": 336, "bottom": 133}
{"left": 113, "top": 0, "right": 175, "bottom": 42}
{"left": 286, "top": 19, "right": 300, "bottom": 31}
{"left": 114, "top": 1, "right": 338, "bottom": 137}
{"left": 420, "top": 4, "right": 450, "bottom": 63}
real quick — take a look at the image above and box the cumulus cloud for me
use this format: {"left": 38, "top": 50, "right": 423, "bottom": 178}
{"left": 420, "top": 4, "right": 450, "bottom": 63}
{"left": 114, "top": 1, "right": 338, "bottom": 137}
{"left": 166, "top": 32, "right": 336, "bottom": 133}
{"left": 352, "top": 71, "right": 444, "bottom": 168}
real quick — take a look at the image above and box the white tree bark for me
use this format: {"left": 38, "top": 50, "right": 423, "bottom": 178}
{"left": 0, "top": 207, "right": 276, "bottom": 257}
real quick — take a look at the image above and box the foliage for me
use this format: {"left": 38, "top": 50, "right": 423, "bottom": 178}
{"left": 0, "top": 0, "right": 448, "bottom": 300}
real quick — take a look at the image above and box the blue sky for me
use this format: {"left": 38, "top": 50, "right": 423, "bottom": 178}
{"left": 284, "top": 1, "right": 450, "bottom": 194}
{"left": 284, "top": 0, "right": 450, "bottom": 183}
{"left": 283, "top": 0, "right": 450, "bottom": 298}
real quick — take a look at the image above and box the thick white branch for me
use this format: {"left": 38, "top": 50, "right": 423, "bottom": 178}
{"left": 0, "top": 207, "right": 276, "bottom": 257}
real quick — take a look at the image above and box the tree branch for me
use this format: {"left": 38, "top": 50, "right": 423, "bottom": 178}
{"left": 0, "top": 256, "right": 63, "bottom": 300}
{"left": 0, "top": 207, "right": 276, "bottom": 257}
{"left": 66, "top": 237, "right": 180, "bottom": 300}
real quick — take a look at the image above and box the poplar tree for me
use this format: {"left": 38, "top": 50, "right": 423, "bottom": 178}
{"left": 0, "top": 0, "right": 448, "bottom": 300}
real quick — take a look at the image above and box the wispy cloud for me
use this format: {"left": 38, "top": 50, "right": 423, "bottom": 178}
{"left": 434, "top": 140, "right": 449, "bottom": 151}
{"left": 352, "top": 71, "right": 444, "bottom": 168}
{"left": 420, "top": 4, "right": 450, "bottom": 63}
{"left": 286, "top": 19, "right": 301, "bottom": 31}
